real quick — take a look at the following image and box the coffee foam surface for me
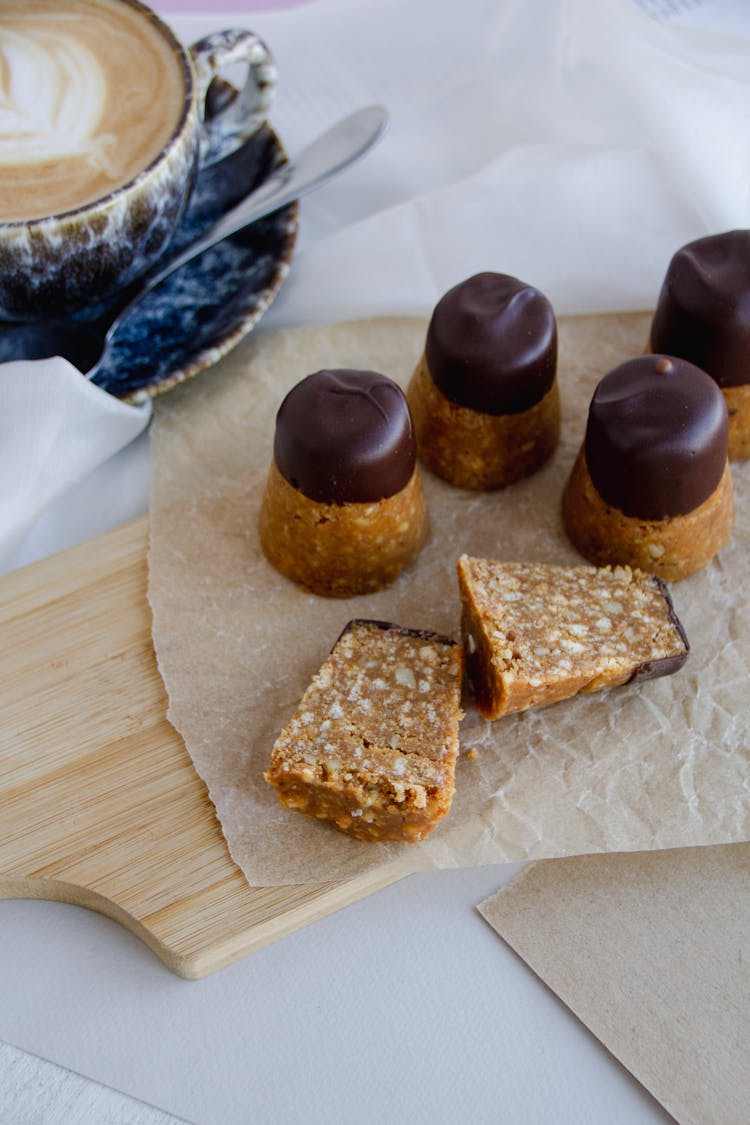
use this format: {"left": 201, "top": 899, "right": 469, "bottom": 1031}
{"left": 0, "top": 0, "right": 187, "bottom": 221}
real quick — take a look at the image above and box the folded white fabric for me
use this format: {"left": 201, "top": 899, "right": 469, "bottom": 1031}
{"left": 2, "top": 0, "right": 748, "bottom": 573}
{"left": 0, "top": 357, "right": 150, "bottom": 573}
{"left": 259, "top": 0, "right": 750, "bottom": 326}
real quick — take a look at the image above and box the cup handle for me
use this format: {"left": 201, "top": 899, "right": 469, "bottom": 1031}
{"left": 189, "top": 30, "right": 277, "bottom": 168}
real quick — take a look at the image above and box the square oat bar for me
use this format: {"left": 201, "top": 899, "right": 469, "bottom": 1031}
{"left": 265, "top": 620, "right": 464, "bottom": 843}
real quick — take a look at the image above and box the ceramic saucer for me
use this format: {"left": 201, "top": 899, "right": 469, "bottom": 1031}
{"left": 0, "top": 126, "right": 298, "bottom": 404}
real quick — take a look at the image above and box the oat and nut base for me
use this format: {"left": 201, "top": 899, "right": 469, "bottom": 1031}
{"left": 457, "top": 555, "right": 689, "bottom": 720}
{"left": 562, "top": 450, "right": 734, "bottom": 582}
{"left": 265, "top": 620, "right": 464, "bottom": 843}
{"left": 406, "top": 354, "right": 560, "bottom": 490}
{"left": 258, "top": 462, "right": 428, "bottom": 597}
{"left": 723, "top": 382, "right": 750, "bottom": 461}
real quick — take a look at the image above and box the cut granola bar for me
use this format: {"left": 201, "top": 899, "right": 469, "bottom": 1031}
{"left": 457, "top": 555, "right": 689, "bottom": 719}
{"left": 265, "top": 620, "right": 464, "bottom": 843}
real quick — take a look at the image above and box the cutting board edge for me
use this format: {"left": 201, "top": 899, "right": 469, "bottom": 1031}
{"left": 0, "top": 867, "right": 404, "bottom": 979}
{"left": 0, "top": 874, "right": 192, "bottom": 976}
{"left": 177, "top": 867, "right": 405, "bottom": 978}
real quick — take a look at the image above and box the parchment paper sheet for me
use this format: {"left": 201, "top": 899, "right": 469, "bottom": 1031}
{"left": 478, "top": 843, "right": 750, "bottom": 1125}
{"left": 149, "top": 313, "right": 750, "bottom": 885}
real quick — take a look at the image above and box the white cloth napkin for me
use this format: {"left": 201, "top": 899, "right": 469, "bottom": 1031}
{"left": 0, "top": 358, "right": 150, "bottom": 571}
{"left": 258, "top": 0, "right": 750, "bottom": 326}
{"left": 2, "top": 0, "right": 749, "bottom": 574}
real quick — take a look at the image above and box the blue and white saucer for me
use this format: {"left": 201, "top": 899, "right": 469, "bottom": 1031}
{"left": 0, "top": 126, "right": 298, "bottom": 403}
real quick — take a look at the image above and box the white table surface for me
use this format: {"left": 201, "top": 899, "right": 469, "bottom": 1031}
{"left": 2, "top": 1, "right": 747, "bottom": 1122}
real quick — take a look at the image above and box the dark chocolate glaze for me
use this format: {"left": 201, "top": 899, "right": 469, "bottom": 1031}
{"left": 584, "top": 354, "right": 728, "bottom": 519}
{"left": 650, "top": 230, "right": 750, "bottom": 388}
{"left": 337, "top": 619, "right": 459, "bottom": 649}
{"left": 274, "top": 369, "right": 416, "bottom": 504}
{"left": 425, "top": 272, "right": 557, "bottom": 415}
{"left": 628, "top": 576, "right": 690, "bottom": 683}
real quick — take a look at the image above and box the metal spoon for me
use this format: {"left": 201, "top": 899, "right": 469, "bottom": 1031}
{"left": 0, "top": 106, "right": 388, "bottom": 382}
{"left": 86, "top": 104, "right": 388, "bottom": 382}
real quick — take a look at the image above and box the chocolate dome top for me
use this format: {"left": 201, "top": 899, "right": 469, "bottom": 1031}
{"left": 425, "top": 272, "right": 557, "bottom": 415}
{"left": 273, "top": 368, "right": 416, "bottom": 504}
{"left": 584, "top": 355, "right": 728, "bottom": 519}
{"left": 650, "top": 230, "right": 750, "bottom": 388}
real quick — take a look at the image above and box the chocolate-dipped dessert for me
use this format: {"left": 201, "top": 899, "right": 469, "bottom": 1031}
{"left": 649, "top": 230, "right": 750, "bottom": 459}
{"left": 259, "top": 368, "right": 428, "bottom": 597}
{"left": 562, "top": 354, "right": 734, "bottom": 581}
{"left": 407, "top": 272, "right": 560, "bottom": 489}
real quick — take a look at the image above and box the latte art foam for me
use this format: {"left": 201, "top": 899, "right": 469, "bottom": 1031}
{"left": 0, "top": 0, "right": 188, "bottom": 221}
{"left": 0, "top": 28, "right": 115, "bottom": 171}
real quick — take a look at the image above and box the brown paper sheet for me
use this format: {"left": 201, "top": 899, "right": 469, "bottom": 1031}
{"left": 148, "top": 313, "right": 750, "bottom": 886}
{"left": 477, "top": 845, "right": 750, "bottom": 1125}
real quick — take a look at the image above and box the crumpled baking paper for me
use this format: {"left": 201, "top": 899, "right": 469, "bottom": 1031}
{"left": 148, "top": 312, "right": 750, "bottom": 885}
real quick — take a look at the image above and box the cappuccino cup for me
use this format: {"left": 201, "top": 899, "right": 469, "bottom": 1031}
{"left": 0, "top": 0, "right": 276, "bottom": 321}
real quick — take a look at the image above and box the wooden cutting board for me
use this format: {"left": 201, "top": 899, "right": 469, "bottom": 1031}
{"left": 0, "top": 517, "right": 397, "bottom": 979}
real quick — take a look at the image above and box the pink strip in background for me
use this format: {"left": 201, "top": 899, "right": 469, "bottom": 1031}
{"left": 151, "top": 0, "right": 310, "bottom": 11}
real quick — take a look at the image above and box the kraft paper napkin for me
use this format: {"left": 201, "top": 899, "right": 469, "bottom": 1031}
{"left": 148, "top": 311, "right": 750, "bottom": 886}
{"left": 478, "top": 844, "right": 750, "bottom": 1125}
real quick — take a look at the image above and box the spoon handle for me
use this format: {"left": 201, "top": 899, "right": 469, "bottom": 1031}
{"left": 204, "top": 104, "right": 388, "bottom": 246}
{"left": 88, "top": 106, "right": 389, "bottom": 380}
